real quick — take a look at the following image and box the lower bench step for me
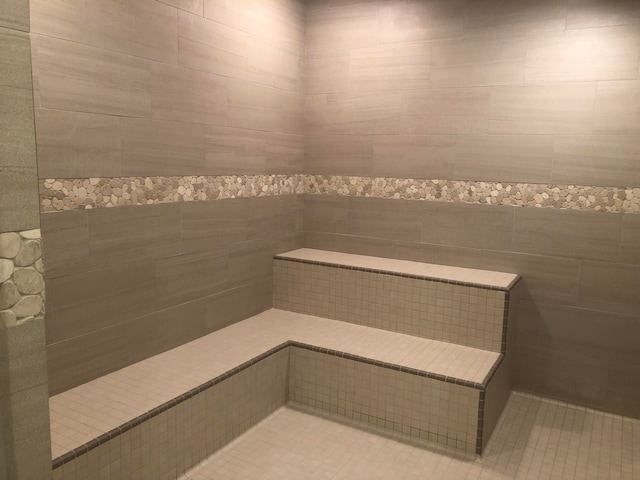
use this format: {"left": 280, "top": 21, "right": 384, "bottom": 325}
{"left": 50, "top": 309, "right": 514, "bottom": 479}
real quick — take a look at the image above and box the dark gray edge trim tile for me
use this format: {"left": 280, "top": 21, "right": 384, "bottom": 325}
{"left": 52, "top": 341, "right": 291, "bottom": 468}
{"left": 274, "top": 256, "right": 521, "bottom": 292}
{"left": 53, "top": 339, "right": 497, "bottom": 468}
{"left": 476, "top": 391, "right": 486, "bottom": 455}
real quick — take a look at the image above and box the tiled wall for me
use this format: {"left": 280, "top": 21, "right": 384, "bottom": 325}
{"left": 0, "top": 2, "right": 52, "bottom": 479}
{"left": 31, "top": 0, "right": 306, "bottom": 394}
{"left": 289, "top": 346, "right": 480, "bottom": 454}
{"left": 274, "top": 258, "right": 507, "bottom": 352}
{"left": 302, "top": 0, "right": 640, "bottom": 419}
{"left": 53, "top": 347, "right": 289, "bottom": 480}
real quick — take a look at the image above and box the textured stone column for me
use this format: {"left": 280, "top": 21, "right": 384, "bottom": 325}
{"left": 0, "top": 1, "right": 52, "bottom": 479}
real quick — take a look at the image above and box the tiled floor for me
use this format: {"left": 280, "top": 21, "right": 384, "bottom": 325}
{"left": 49, "top": 309, "right": 499, "bottom": 459}
{"left": 179, "top": 392, "right": 640, "bottom": 480}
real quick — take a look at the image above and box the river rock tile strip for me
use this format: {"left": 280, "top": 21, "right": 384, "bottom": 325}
{"left": 40, "top": 174, "right": 640, "bottom": 214}
{"left": 40, "top": 175, "right": 306, "bottom": 211}
{"left": 304, "top": 176, "right": 640, "bottom": 214}
{"left": 0, "top": 230, "right": 45, "bottom": 325}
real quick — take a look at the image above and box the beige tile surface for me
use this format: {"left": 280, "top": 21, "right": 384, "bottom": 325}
{"left": 278, "top": 248, "right": 518, "bottom": 288}
{"left": 49, "top": 309, "right": 500, "bottom": 459}
{"left": 179, "top": 392, "right": 640, "bottom": 480}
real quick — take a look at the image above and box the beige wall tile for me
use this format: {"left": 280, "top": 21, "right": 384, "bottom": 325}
{"left": 347, "top": 197, "right": 424, "bottom": 242}
{"left": 567, "top": 0, "right": 640, "bottom": 29}
{"left": 248, "top": 36, "right": 299, "bottom": 91}
{"left": 514, "top": 344, "right": 608, "bottom": 410}
{"left": 0, "top": 167, "right": 40, "bottom": 233}
{"left": 35, "top": 109, "right": 122, "bottom": 178}
{"left": 394, "top": 242, "right": 580, "bottom": 306}
{"left": 151, "top": 62, "right": 226, "bottom": 126}
{"left": 526, "top": 26, "right": 640, "bottom": 84}
{"left": 155, "top": 251, "right": 229, "bottom": 310}
{"left": 422, "top": 202, "right": 515, "bottom": 251}
{"left": 159, "top": 0, "right": 203, "bottom": 15}
{"left": 304, "top": 194, "right": 348, "bottom": 234}
{"left": 227, "top": 106, "right": 284, "bottom": 132}
{"left": 181, "top": 198, "right": 249, "bottom": 254}
{"left": 40, "top": 210, "right": 89, "bottom": 277}
{"left": 324, "top": 92, "right": 402, "bottom": 135}
{"left": 305, "top": 1, "right": 378, "bottom": 54}
{"left": 372, "top": 135, "right": 456, "bottom": 178}
{"left": 430, "top": 37, "right": 527, "bottom": 87}
{"left": 0, "top": 27, "right": 36, "bottom": 172}
{"left": 552, "top": 135, "right": 640, "bottom": 186}
{"left": 265, "top": 133, "right": 304, "bottom": 173}
{"left": 205, "top": 126, "right": 266, "bottom": 174}
{"left": 32, "top": 34, "right": 151, "bottom": 117}
{"left": 178, "top": 10, "right": 247, "bottom": 79}
{"left": 31, "top": 0, "right": 179, "bottom": 63}
{"left": 454, "top": 135, "right": 554, "bottom": 183}
{"left": 489, "top": 85, "right": 596, "bottom": 134}
{"left": 47, "top": 324, "right": 128, "bottom": 395}
{"left": 305, "top": 134, "right": 372, "bottom": 175}
{"left": 49, "top": 261, "right": 157, "bottom": 343}
{"left": 124, "top": 299, "right": 207, "bottom": 364}
{"left": 0, "top": 0, "right": 29, "bottom": 31}
{"left": 401, "top": 87, "right": 489, "bottom": 135}
{"left": 579, "top": 261, "right": 640, "bottom": 316}
{"left": 120, "top": 118, "right": 206, "bottom": 176}
{"left": 378, "top": 0, "right": 465, "bottom": 43}
{"left": 593, "top": 80, "right": 640, "bottom": 133}
{"left": 350, "top": 43, "right": 430, "bottom": 92}
{"left": 514, "top": 208, "right": 622, "bottom": 261}
{"left": 88, "top": 203, "right": 182, "bottom": 269}
{"left": 621, "top": 215, "right": 640, "bottom": 265}
{"left": 203, "top": 282, "right": 266, "bottom": 332}
{"left": 227, "top": 240, "right": 273, "bottom": 288}
{"left": 306, "top": 52, "right": 350, "bottom": 95}
{"left": 465, "top": 0, "right": 568, "bottom": 32}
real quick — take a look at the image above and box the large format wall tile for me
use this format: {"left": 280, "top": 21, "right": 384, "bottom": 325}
{"left": 579, "top": 261, "right": 640, "bottom": 316}
{"left": 160, "top": 0, "right": 202, "bottom": 15}
{"left": 489, "top": 85, "right": 596, "bottom": 135}
{"left": 120, "top": 118, "right": 206, "bottom": 176}
{"left": 0, "top": 0, "right": 29, "bottom": 31}
{"left": 31, "top": 0, "right": 179, "bottom": 63}
{"left": 378, "top": 0, "right": 465, "bottom": 43}
{"left": 552, "top": 135, "right": 640, "bottom": 186}
{"left": 0, "top": 28, "right": 36, "bottom": 169}
{"left": 372, "top": 135, "right": 456, "bottom": 178}
{"left": 87, "top": 203, "right": 182, "bottom": 269}
{"left": 178, "top": 10, "right": 248, "bottom": 79}
{"left": 47, "top": 325, "right": 128, "bottom": 395}
{"left": 621, "top": 215, "right": 640, "bottom": 265}
{"left": 513, "top": 208, "right": 622, "bottom": 261}
{"left": 35, "top": 109, "right": 122, "bottom": 179}
{"left": 454, "top": 135, "right": 554, "bottom": 183}
{"left": 430, "top": 37, "right": 527, "bottom": 87}
{"left": 48, "top": 261, "right": 157, "bottom": 342}
{"left": 347, "top": 197, "right": 424, "bottom": 242}
{"left": 32, "top": 35, "right": 151, "bottom": 117}
{"left": 181, "top": 198, "right": 248, "bottom": 253}
{"left": 593, "top": 80, "right": 640, "bottom": 134}
{"left": 350, "top": 43, "right": 430, "bottom": 92}
{"left": 526, "top": 26, "right": 640, "bottom": 84}
{"left": 40, "top": 210, "right": 89, "bottom": 277}
{"left": 422, "top": 202, "right": 514, "bottom": 251}
{"left": 151, "top": 62, "right": 226, "bottom": 126}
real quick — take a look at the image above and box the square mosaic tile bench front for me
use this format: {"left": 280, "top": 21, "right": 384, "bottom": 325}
{"left": 50, "top": 250, "right": 520, "bottom": 479}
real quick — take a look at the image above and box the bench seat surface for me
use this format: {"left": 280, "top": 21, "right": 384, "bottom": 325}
{"left": 49, "top": 309, "right": 499, "bottom": 459}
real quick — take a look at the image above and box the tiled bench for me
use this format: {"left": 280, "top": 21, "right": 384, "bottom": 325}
{"left": 50, "top": 251, "right": 520, "bottom": 480}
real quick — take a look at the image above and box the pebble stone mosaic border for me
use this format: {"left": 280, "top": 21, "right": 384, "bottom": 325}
{"left": 0, "top": 229, "right": 46, "bottom": 326}
{"left": 40, "top": 174, "right": 640, "bottom": 214}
